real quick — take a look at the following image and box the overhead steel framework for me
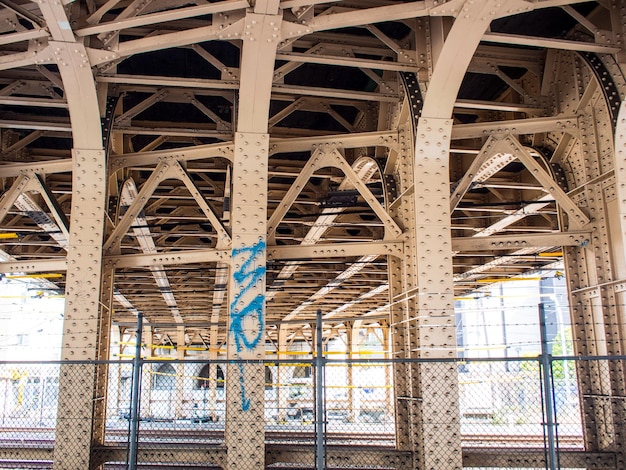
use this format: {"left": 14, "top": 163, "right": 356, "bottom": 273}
{"left": 1, "top": 0, "right": 626, "bottom": 468}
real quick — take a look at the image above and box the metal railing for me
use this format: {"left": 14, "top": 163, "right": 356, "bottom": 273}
{"left": 0, "top": 355, "right": 622, "bottom": 469}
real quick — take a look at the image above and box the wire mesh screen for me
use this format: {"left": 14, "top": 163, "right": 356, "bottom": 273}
{"left": 0, "top": 357, "right": 623, "bottom": 469}
{"left": 459, "top": 359, "right": 546, "bottom": 440}
{"left": 0, "top": 363, "right": 59, "bottom": 428}
{"left": 323, "top": 361, "right": 394, "bottom": 438}
{"left": 0, "top": 363, "right": 59, "bottom": 468}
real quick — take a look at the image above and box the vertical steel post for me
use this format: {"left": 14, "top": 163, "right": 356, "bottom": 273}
{"left": 39, "top": 375, "right": 46, "bottom": 425}
{"left": 2, "top": 378, "right": 7, "bottom": 425}
{"left": 315, "top": 309, "right": 325, "bottom": 470}
{"left": 539, "top": 303, "right": 557, "bottom": 470}
{"left": 128, "top": 313, "right": 143, "bottom": 470}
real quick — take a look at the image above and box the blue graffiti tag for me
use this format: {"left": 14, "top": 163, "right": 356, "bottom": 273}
{"left": 230, "top": 239, "right": 266, "bottom": 411}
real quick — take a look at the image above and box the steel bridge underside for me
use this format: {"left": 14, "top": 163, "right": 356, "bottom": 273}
{"left": 2, "top": 0, "right": 626, "bottom": 468}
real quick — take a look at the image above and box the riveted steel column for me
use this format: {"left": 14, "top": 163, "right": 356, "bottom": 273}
{"left": 54, "top": 146, "right": 107, "bottom": 470}
{"left": 413, "top": 117, "right": 461, "bottom": 470}
{"left": 41, "top": 33, "right": 108, "bottom": 469}
{"left": 555, "top": 48, "right": 626, "bottom": 467}
{"left": 386, "top": 123, "right": 421, "bottom": 466}
{"left": 226, "top": 2, "right": 280, "bottom": 466}
{"left": 608, "top": 98, "right": 626, "bottom": 468}
{"left": 556, "top": 52, "right": 610, "bottom": 455}
{"left": 53, "top": 44, "right": 107, "bottom": 463}
{"left": 389, "top": 124, "right": 417, "bottom": 445}
{"left": 617, "top": 100, "right": 626, "bottom": 281}
{"left": 226, "top": 132, "right": 270, "bottom": 469}
{"left": 93, "top": 259, "right": 115, "bottom": 444}
{"left": 406, "top": 2, "right": 502, "bottom": 467}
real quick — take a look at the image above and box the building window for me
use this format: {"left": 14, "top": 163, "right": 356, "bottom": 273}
{"left": 292, "top": 365, "right": 311, "bottom": 379}
{"left": 152, "top": 363, "right": 176, "bottom": 390}
{"left": 265, "top": 367, "right": 273, "bottom": 390}
{"left": 196, "top": 364, "right": 224, "bottom": 390}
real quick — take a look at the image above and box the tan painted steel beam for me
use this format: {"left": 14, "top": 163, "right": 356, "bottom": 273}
{"left": 190, "top": 95, "right": 231, "bottom": 129}
{"left": 0, "top": 258, "right": 67, "bottom": 273}
{"left": 482, "top": 32, "right": 621, "bottom": 54}
{"left": 617, "top": 100, "right": 626, "bottom": 288}
{"left": 306, "top": 2, "right": 431, "bottom": 33}
{"left": 0, "top": 96, "right": 65, "bottom": 109}
{"left": 267, "top": 147, "right": 402, "bottom": 244}
{"left": 88, "top": 15, "right": 246, "bottom": 65}
{"left": 0, "top": 130, "right": 398, "bottom": 176}
{"left": 281, "top": 253, "right": 379, "bottom": 322}
{"left": 0, "top": 239, "right": 400, "bottom": 273}
{"left": 452, "top": 231, "right": 591, "bottom": 251}
{"left": 272, "top": 82, "right": 400, "bottom": 101}
{"left": 450, "top": 136, "right": 503, "bottom": 211}
{"left": 274, "top": 51, "right": 419, "bottom": 72}
{"left": 104, "top": 158, "right": 230, "bottom": 254}
{"left": 451, "top": 115, "right": 580, "bottom": 140}
{"left": 0, "top": 119, "right": 71, "bottom": 132}
{"left": 270, "top": 130, "right": 399, "bottom": 154}
{"left": 454, "top": 246, "right": 543, "bottom": 282}
{"left": 0, "top": 130, "right": 46, "bottom": 157}
{"left": 114, "top": 90, "right": 169, "bottom": 125}
{"left": 505, "top": 134, "right": 590, "bottom": 228}
{"left": 0, "top": 27, "right": 47, "bottom": 45}
{"left": 75, "top": 0, "right": 250, "bottom": 37}
{"left": 550, "top": 80, "right": 598, "bottom": 165}
{"left": 96, "top": 73, "right": 239, "bottom": 90}
{"left": 409, "top": 1, "right": 522, "bottom": 466}
{"left": 454, "top": 99, "right": 544, "bottom": 113}
{"left": 267, "top": 156, "right": 380, "bottom": 302}
{"left": 114, "top": 126, "right": 229, "bottom": 139}
{"left": 0, "top": 159, "right": 74, "bottom": 177}
{"left": 119, "top": 179, "right": 183, "bottom": 324}
{"left": 451, "top": 134, "right": 589, "bottom": 229}
{"left": 109, "top": 143, "right": 234, "bottom": 170}
{"left": 107, "top": 249, "right": 230, "bottom": 269}
{"left": 0, "top": 1, "right": 624, "bottom": 466}
{"left": 0, "top": 444, "right": 615, "bottom": 469}
{"left": 0, "top": 44, "right": 56, "bottom": 71}
{"left": 267, "top": 240, "right": 403, "bottom": 261}
{"left": 421, "top": 0, "right": 509, "bottom": 118}
{"left": 0, "top": 173, "right": 30, "bottom": 224}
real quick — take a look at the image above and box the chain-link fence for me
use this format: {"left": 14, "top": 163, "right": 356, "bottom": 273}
{"left": 0, "top": 356, "right": 622, "bottom": 469}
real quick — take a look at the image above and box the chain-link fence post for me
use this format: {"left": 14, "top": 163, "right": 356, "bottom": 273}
{"left": 315, "top": 309, "right": 326, "bottom": 470}
{"left": 128, "top": 313, "right": 143, "bottom": 470}
{"left": 539, "top": 303, "right": 558, "bottom": 470}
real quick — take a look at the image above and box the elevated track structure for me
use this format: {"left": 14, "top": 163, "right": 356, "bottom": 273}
{"left": 1, "top": 0, "right": 626, "bottom": 468}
